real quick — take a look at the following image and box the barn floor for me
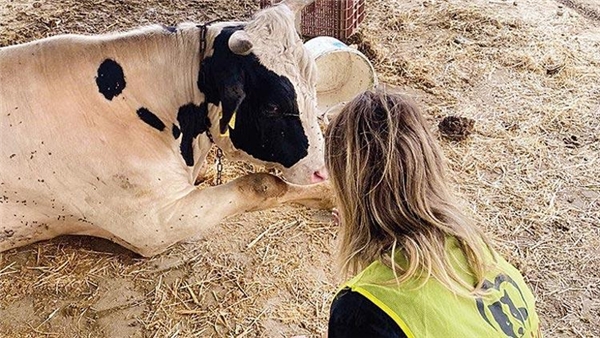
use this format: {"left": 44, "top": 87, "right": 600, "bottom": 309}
{"left": 1, "top": 0, "right": 599, "bottom": 337}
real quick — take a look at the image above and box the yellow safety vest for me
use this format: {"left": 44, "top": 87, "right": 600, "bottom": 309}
{"left": 341, "top": 237, "right": 541, "bottom": 338}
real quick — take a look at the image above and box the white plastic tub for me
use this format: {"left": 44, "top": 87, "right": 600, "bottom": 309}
{"left": 304, "top": 36, "right": 378, "bottom": 115}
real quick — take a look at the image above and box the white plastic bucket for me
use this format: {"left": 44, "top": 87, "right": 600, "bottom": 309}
{"left": 304, "top": 36, "right": 378, "bottom": 114}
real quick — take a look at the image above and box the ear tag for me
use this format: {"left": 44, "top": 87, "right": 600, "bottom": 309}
{"left": 220, "top": 111, "right": 236, "bottom": 137}
{"left": 228, "top": 112, "right": 237, "bottom": 130}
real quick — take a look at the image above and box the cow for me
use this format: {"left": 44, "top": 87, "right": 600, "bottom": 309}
{"left": 0, "top": 0, "right": 333, "bottom": 257}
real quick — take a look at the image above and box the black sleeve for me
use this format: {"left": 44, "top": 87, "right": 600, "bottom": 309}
{"left": 328, "top": 287, "right": 408, "bottom": 338}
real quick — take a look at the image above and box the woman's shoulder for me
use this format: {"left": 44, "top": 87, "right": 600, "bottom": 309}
{"left": 329, "top": 288, "right": 407, "bottom": 338}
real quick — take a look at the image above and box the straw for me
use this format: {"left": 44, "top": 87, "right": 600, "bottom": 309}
{"left": 1, "top": 0, "right": 599, "bottom": 337}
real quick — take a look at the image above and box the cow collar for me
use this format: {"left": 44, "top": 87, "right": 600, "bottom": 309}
{"left": 198, "top": 20, "right": 225, "bottom": 185}
{"left": 198, "top": 19, "right": 216, "bottom": 60}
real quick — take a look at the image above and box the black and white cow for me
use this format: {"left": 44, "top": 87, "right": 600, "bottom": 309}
{"left": 0, "top": 0, "right": 332, "bottom": 256}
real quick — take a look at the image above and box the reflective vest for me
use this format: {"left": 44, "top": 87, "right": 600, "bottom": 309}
{"left": 340, "top": 237, "right": 541, "bottom": 338}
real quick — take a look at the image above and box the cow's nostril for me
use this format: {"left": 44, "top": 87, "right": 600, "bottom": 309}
{"left": 311, "top": 168, "right": 329, "bottom": 183}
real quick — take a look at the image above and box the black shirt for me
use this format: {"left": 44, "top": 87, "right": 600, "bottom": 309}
{"left": 328, "top": 287, "right": 408, "bottom": 338}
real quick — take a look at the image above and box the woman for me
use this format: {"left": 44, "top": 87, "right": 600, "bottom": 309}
{"left": 325, "top": 90, "right": 541, "bottom": 338}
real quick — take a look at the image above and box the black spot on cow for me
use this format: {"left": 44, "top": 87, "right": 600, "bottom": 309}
{"left": 136, "top": 107, "right": 166, "bottom": 131}
{"left": 172, "top": 124, "right": 181, "bottom": 139}
{"left": 96, "top": 59, "right": 126, "bottom": 100}
{"left": 161, "top": 24, "right": 177, "bottom": 33}
{"left": 198, "top": 25, "right": 308, "bottom": 168}
{"left": 176, "top": 103, "right": 211, "bottom": 166}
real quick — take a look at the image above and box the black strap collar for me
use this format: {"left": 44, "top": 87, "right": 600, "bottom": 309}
{"left": 197, "top": 19, "right": 221, "bottom": 145}
{"left": 197, "top": 18, "right": 221, "bottom": 61}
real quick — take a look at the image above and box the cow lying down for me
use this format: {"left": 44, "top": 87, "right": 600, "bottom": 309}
{"left": 0, "top": 0, "right": 333, "bottom": 257}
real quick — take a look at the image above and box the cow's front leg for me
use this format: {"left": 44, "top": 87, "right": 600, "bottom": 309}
{"left": 138, "top": 173, "right": 333, "bottom": 257}
{"left": 232, "top": 173, "right": 334, "bottom": 211}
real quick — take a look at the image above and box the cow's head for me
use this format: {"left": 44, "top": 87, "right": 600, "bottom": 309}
{"left": 198, "top": 0, "right": 327, "bottom": 185}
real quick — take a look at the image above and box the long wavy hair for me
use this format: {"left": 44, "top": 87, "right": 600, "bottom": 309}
{"left": 325, "top": 90, "right": 494, "bottom": 293}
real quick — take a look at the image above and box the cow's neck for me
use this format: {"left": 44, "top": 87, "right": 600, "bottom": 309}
{"left": 97, "top": 24, "right": 206, "bottom": 126}
{"left": 103, "top": 22, "right": 256, "bottom": 169}
{"left": 86, "top": 24, "right": 232, "bottom": 179}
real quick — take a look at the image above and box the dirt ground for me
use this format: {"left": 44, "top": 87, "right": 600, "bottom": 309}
{"left": 1, "top": 0, "right": 599, "bottom": 337}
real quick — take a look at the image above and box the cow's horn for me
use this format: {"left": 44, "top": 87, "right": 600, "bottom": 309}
{"left": 283, "top": 0, "right": 315, "bottom": 13}
{"left": 228, "top": 30, "right": 253, "bottom": 56}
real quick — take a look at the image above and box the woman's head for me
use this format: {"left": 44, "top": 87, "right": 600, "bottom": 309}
{"left": 325, "top": 90, "right": 490, "bottom": 292}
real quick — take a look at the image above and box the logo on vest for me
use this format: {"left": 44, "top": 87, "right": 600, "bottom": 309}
{"left": 475, "top": 274, "right": 536, "bottom": 338}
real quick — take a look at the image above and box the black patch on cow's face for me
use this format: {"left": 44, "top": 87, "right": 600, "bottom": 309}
{"left": 136, "top": 107, "right": 166, "bottom": 131}
{"left": 198, "top": 26, "right": 308, "bottom": 168}
{"left": 172, "top": 124, "right": 181, "bottom": 139}
{"left": 96, "top": 59, "right": 126, "bottom": 100}
{"left": 176, "top": 103, "right": 211, "bottom": 166}
{"left": 161, "top": 25, "right": 177, "bottom": 33}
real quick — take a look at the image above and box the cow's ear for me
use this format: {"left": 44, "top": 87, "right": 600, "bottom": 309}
{"left": 219, "top": 78, "right": 246, "bottom": 135}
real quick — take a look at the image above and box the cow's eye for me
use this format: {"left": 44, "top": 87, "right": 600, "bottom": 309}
{"left": 264, "top": 104, "right": 280, "bottom": 117}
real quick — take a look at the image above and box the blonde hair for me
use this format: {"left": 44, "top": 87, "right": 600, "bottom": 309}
{"left": 325, "top": 90, "right": 494, "bottom": 294}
